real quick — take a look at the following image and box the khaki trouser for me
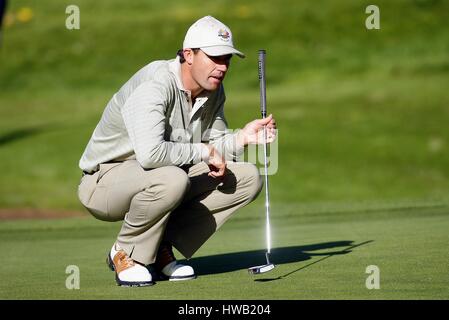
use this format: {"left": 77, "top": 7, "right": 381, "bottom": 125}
{"left": 78, "top": 160, "right": 262, "bottom": 265}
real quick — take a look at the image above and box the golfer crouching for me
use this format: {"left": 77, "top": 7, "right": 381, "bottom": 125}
{"left": 77, "top": 15, "right": 277, "bottom": 287}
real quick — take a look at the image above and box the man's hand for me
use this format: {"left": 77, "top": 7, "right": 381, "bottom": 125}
{"left": 237, "top": 114, "right": 277, "bottom": 146}
{"left": 205, "top": 144, "right": 226, "bottom": 178}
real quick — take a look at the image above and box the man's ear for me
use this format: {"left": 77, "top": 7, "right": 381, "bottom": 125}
{"left": 183, "top": 49, "right": 194, "bottom": 65}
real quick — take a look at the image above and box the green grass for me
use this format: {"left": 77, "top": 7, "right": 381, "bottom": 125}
{"left": 0, "top": 203, "right": 448, "bottom": 299}
{"left": 0, "top": 0, "right": 449, "bottom": 299}
{"left": 1, "top": 0, "right": 449, "bottom": 209}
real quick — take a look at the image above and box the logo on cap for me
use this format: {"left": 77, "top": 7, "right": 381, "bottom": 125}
{"left": 218, "top": 29, "right": 230, "bottom": 42}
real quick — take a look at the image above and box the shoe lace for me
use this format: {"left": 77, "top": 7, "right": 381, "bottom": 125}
{"left": 117, "top": 251, "right": 135, "bottom": 269}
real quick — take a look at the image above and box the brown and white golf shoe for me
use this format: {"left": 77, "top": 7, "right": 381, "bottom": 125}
{"left": 154, "top": 241, "right": 196, "bottom": 281}
{"left": 107, "top": 244, "right": 154, "bottom": 287}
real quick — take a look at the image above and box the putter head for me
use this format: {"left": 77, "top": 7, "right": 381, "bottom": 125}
{"left": 248, "top": 263, "right": 275, "bottom": 275}
{"left": 248, "top": 252, "right": 275, "bottom": 275}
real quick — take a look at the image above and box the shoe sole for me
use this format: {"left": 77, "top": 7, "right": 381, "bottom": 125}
{"left": 107, "top": 253, "right": 155, "bottom": 287}
{"left": 168, "top": 275, "right": 197, "bottom": 281}
{"left": 107, "top": 254, "right": 115, "bottom": 271}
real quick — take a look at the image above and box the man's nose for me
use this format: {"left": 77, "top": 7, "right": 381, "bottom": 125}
{"left": 216, "top": 62, "right": 228, "bottom": 73}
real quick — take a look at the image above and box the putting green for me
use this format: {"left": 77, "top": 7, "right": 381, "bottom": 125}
{"left": 0, "top": 202, "right": 447, "bottom": 299}
{"left": 1, "top": 0, "right": 448, "bottom": 301}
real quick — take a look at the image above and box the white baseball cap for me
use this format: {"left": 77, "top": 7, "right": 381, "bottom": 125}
{"left": 183, "top": 16, "right": 245, "bottom": 58}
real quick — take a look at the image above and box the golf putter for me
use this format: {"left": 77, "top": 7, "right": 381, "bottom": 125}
{"left": 248, "top": 50, "right": 275, "bottom": 275}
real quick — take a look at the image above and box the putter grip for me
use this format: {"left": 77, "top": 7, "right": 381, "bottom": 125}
{"left": 258, "top": 50, "right": 267, "bottom": 118}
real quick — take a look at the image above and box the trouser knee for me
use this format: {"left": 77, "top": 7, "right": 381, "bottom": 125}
{"left": 149, "top": 166, "right": 190, "bottom": 211}
{"left": 235, "top": 162, "right": 263, "bottom": 202}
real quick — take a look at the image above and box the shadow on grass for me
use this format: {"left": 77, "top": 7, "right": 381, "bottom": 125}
{"left": 0, "top": 126, "right": 51, "bottom": 146}
{"left": 180, "top": 240, "right": 373, "bottom": 280}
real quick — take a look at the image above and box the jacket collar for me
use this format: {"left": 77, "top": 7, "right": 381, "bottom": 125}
{"left": 169, "top": 56, "right": 210, "bottom": 121}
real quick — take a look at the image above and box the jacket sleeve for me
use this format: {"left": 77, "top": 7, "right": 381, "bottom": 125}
{"left": 121, "top": 81, "right": 203, "bottom": 168}
{"left": 207, "top": 101, "right": 245, "bottom": 162}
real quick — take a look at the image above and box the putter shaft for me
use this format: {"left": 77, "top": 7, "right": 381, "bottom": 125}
{"left": 248, "top": 50, "right": 275, "bottom": 275}
{"left": 262, "top": 126, "right": 271, "bottom": 257}
{"left": 258, "top": 49, "right": 272, "bottom": 259}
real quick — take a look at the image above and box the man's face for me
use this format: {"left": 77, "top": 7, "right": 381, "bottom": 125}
{"left": 187, "top": 49, "right": 232, "bottom": 92}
